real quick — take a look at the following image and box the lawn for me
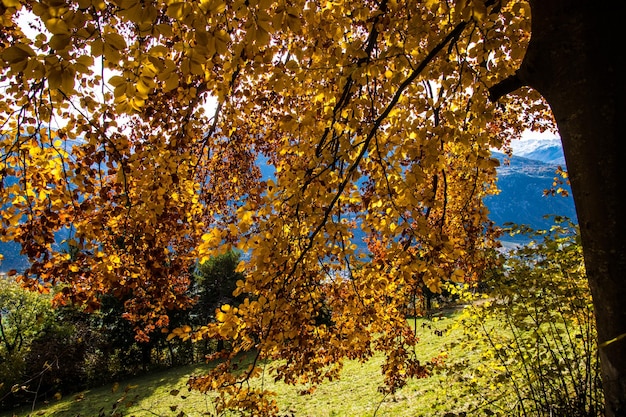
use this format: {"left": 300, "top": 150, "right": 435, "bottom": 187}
{"left": 1, "top": 313, "right": 486, "bottom": 417}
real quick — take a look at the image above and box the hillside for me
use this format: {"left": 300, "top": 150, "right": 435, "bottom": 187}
{"left": 486, "top": 138, "right": 577, "bottom": 245}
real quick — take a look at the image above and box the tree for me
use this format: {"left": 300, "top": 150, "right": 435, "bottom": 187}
{"left": 487, "top": 3, "right": 626, "bottom": 415}
{"left": 185, "top": 251, "right": 247, "bottom": 355}
{"left": 0, "top": 275, "right": 52, "bottom": 357}
{"left": 192, "top": 250, "right": 246, "bottom": 324}
{"left": 0, "top": 0, "right": 622, "bottom": 415}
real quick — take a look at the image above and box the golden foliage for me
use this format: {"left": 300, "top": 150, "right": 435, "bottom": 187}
{"left": 0, "top": 0, "right": 554, "bottom": 413}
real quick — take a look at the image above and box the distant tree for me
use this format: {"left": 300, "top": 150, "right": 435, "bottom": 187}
{"left": 191, "top": 251, "right": 246, "bottom": 352}
{"left": 89, "top": 294, "right": 152, "bottom": 372}
{"left": 0, "top": 276, "right": 52, "bottom": 357}
{"left": 193, "top": 251, "right": 245, "bottom": 319}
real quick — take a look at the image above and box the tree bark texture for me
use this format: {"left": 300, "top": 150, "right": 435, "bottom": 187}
{"left": 513, "top": 2, "right": 626, "bottom": 415}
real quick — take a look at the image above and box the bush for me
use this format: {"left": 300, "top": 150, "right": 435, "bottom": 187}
{"left": 443, "top": 219, "right": 603, "bottom": 416}
{"left": 0, "top": 276, "right": 55, "bottom": 410}
{"left": 0, "top": 274, "right": 205, "bottom": 412}
{"left": 23, "top": 321, "right": 90, "bottom": 401}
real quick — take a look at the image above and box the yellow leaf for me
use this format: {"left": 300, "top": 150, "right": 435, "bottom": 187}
{"left": 451, "top": 268, "right": 464, "bottom": 283}
{"left": 215, "top": 310, "right": 227, "bottom": 322}
{"left": 163, "top": 73, "right": 179, "bottom": 92}
{"left": 136, "top": 77, "right": 154, "bottom": 97}
{"left": 49, "top": 34, "right": 71, "bottom": 51}
{"left": 155, "top": 24, "right": 173, "bottom": 37}
{"left": 211, "top": 0, "right": 226, "bottom": 13}
{"left": 45, "top": 17, "right": 70, "bottom": 35}
{"left": 91, "top": 39, "right": 103, "bottom": 56}
{"left": 1, "top": 44, "right": 35, "bottom": 64}
{"left": 108, "top": 75, "right": 126, "bottom": 87}
{"left": 48, "top": 69, "right": 62, "bottom": 90}
{"left": 254, "top": 26, "right": 270, "bottom": 45}
{"left": 61, "top": 68, "right": 75, "bottom": 92}
{"left": 8, "top": 212, "right": 22, "bottom": 226}
{"left": 104, "top": 32, "right": 127, "bottom": 51}
{"left": 149, "top": 45, "right": 170, "bottom": 57}
{"left": 75, "top": 55, "right": 94, "bottom": 73}
{"left": 166, "top": 2, "right": 191, "bottom": 19}
{"left": 130, "top": 97, "right": 145, "bottom": 109}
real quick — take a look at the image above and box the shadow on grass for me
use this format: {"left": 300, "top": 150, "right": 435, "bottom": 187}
{"left": 1, "top": 352, "right": 260, "bottom": 417}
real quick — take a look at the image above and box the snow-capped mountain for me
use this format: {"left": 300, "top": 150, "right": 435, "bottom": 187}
{"left": 510, "top": 135, "right": 566, "bottom": 165}
{"left": 486, "top": 136, "right": 578, "bottom": 244}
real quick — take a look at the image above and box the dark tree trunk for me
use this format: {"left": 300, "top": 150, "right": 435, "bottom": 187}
{"left": 491, "top": 1, "right": 626, "bottom": 415}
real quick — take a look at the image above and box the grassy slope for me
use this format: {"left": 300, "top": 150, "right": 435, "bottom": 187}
{"left": 1, "top": 313, "right": 484, "bottom": 417}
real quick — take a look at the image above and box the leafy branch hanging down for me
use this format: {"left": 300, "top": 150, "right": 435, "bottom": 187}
{"left": 0, "top": 0, "right": 556, "bottom": 414}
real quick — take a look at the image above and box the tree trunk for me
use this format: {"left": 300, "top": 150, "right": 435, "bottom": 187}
{"left": 513, "top": 2, "right": 626, "bottom": 415}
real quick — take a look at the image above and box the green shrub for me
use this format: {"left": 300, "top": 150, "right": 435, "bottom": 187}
{"left": 444, "top": 218, "right": 603, "bottom": 416}
{"left": 0, "top": 276, "right": 55, "bottom": 410}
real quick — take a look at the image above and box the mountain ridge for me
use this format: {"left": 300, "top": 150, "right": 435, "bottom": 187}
{"left": 0, "top": 139, "right": 577, "bottom": 271}
{"left": 487, "top": 137, "right": 577, "bottom": 245}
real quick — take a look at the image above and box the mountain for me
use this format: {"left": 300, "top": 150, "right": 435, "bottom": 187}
{"left": 0, "top": 138, "right": 577, "bottom": 271}
{"left": 0, "top": 241, "right": 30, "bottom": 272}
{"left": 510, "top": 137, "right": 567, "bottom": 165}
{"left": 486, "top": 137, "right": 578, "bottom": 244}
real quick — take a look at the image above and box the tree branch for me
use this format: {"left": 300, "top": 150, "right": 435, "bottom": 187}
{"left": 488, "top": 72, "right": 524, "bottom": 102}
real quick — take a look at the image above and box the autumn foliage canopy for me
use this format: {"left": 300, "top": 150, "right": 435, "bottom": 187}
{"left": 1, "top": 0, "right": 554, "bottom": 413}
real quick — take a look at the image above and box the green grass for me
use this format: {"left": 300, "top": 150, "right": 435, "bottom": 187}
{"left": 0, "top": 313, "right": 488, "bottom": 417}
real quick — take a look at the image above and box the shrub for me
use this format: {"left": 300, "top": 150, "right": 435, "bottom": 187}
{"left": 0, "top": 275, "right": 55, "bottom": 410}
{"left": 444, "top": 218, "right": 603, "bottom": 416}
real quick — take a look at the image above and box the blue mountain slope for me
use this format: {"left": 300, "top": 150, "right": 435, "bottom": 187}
{"left": 0, "top": 141, "right": 577, "bottom": 271}
{"left": 0, "top": 241, "right": 30, "bottom": 272}
{"left": 485, "top": 148, "right": 577, "bottom": 243}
